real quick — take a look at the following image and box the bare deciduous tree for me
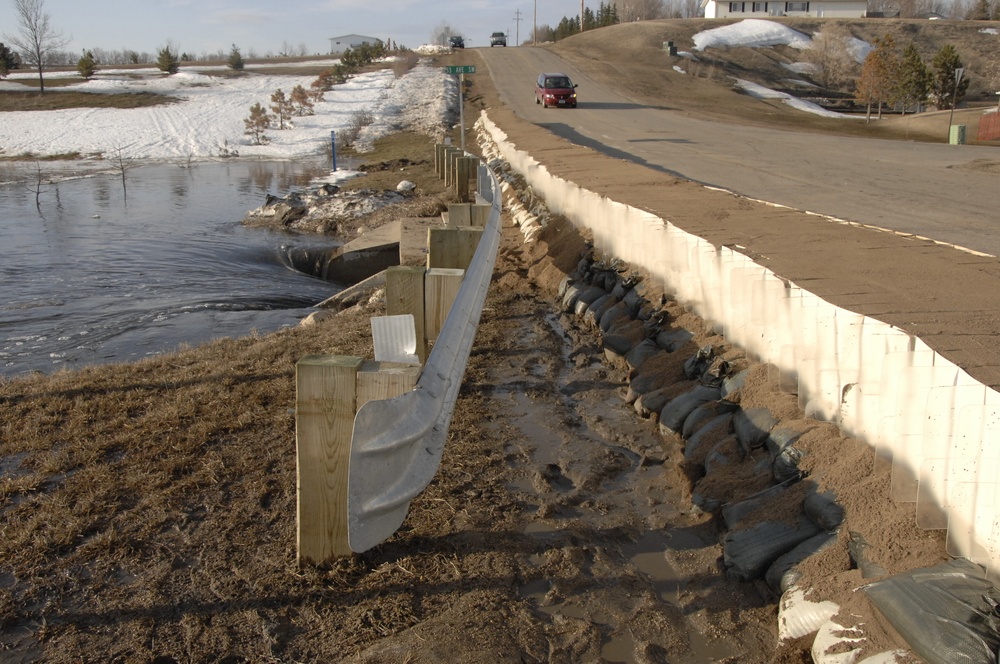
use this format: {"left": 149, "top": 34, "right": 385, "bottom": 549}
{"left": 614, "top": 0, "right": 667, "bottom": 21}
{"left": 801, "top": 25, "right": 859, "bottom": 90}
{"left": 4, "top": 0, "right": 69, "bottom": 93}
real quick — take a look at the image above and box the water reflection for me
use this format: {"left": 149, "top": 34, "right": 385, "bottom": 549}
{"left": 0, "top": 159, "right": 341, "bottom": 378}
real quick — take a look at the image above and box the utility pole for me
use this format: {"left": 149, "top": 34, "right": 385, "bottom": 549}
{"left": 514, "top": 8, "right": 522, "bottom": 45}
{"left": 533, "top": 0, "right": 537, "bottom": 45}
{"left": 581, "top": 0, "right": 585, "bottom": 30}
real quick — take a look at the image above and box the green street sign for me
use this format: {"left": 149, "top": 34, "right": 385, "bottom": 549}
{"left": 444, "top": 65, "right": 476, "bottom": 75}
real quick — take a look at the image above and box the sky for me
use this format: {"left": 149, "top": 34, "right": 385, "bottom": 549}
{"left": 0, "top": 0, "right": 572, "bottom": 58}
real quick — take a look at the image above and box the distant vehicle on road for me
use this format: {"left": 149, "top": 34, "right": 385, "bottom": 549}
{"left": 449, "top": 35, "right": 465, "bottom": 49}
{"left": 490, "top": 32, "right": 507, "bottom": 47}
{"left": 535, "top": 72, "right": 578, "bottom": 108}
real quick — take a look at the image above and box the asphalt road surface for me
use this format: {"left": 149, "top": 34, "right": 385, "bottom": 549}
{"left": 477, "top": 46, "right": 1000, "bottom": 257}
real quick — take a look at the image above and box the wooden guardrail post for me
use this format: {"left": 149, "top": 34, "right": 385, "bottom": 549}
{"left": 444, "top": 147, "right": 460, "bottom": 186}
{"left": 386, "top": 265, "right": 428, "bottom": 363}
{"left": 295, "top": 355, "right": 363, "bottom": 564}
{"left": 427, "top": 226, "right": 484, "bottom": 270}
{"left": 469, "top": 204, "right": 491, "bottom": 227}
{"left": 425, "top": 268, "right": 465, "bottom": 342}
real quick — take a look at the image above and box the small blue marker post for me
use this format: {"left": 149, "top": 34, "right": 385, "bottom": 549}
{"left": 330, "top": 131, "right": 337, "bottom": 171}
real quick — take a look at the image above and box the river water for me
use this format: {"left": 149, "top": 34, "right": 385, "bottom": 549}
{"left": 0, "top": 160, "right": 343, "bottom": 379}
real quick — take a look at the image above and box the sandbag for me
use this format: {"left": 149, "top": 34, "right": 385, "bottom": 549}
{"left": 625, "top": 338, "right": 663, "bottom": 372}
{"left": 723, "top": 517, "right": 823, "bottom": 582}
{"left": 704, "top": 438, "right": 738, "bottom": 476}
{"left": 683, "top": 414, "right": 733, "bottom": 461}
{"left": 721, "top": 368, "right": 749, "bottom": 398}
{"left": 659, "top": 384, "right": 722, "bottom": 434}
{"left": 634, "top": 387, "right": 672, "bottom": 419}
{"left": 574, "top": 286, "right": 609, "bottom": 316}
{"left": 561, "top": 282, "right": 586, "bottom": 312}
{"left": 602, "top": 318, "right": 645, "bottom": 357}
{"left": 777, "top": 586, "right": 841, "bottom": 642}
{"left": 583, "top": 293, "right": 616, "bottom": 329}
{"left": 765, "top": 531, "right": 839, "bottom": 595}
{"left": 862, "top": 557, "right": 1000, "bottom": 664}
{"left": 683, "top": 345, "right": 715, "bottom": 380}
{"left": 803, "top": 491, "right": 845, "bottom": 531}
{"left": 772, "top": 444, "right": 806, "bottom": 483}
{"left": 732, "top": 406, "right": 778, "bottom": 453}
{"left": 682, "top": 399, "right": 740, "bottom": 439}
{"left": 599, "top": 300, "right": 633, "bottom": 333}
{"left": 765, "top": 426, "right": 809, "bottom": 457}
{"left": 721, "top": 482, "right": 792, "bottom": 530}
{"left": 655, "top": 328, "right": 693, "bottom": 352}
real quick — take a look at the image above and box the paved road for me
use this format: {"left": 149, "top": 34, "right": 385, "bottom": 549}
{"left": 477, "top": 46, "right": 1000, "bottom": 257}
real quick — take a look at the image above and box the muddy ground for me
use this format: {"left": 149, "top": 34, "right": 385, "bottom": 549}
{"left": 3, "top": 22, "right": 993, "bottom": 664}
{"left": 0, "top": 139, "right": 948, "bottom": 663}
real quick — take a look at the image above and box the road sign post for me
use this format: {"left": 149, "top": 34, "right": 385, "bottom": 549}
{"left": 444, "top": 66, "right": 477, "bottom": 152}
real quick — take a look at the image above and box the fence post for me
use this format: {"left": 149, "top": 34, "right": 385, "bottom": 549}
{"left": 295, "top": 355, "right": 363, "bottom": 564}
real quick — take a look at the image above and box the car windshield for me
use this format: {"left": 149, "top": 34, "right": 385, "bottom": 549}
{"left": 545, "top": 77, "right": 572, "bottom": 88}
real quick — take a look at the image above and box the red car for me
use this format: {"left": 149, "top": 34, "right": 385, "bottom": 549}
{"left": 535, "top": 73, "right": 577, "bottom": 108}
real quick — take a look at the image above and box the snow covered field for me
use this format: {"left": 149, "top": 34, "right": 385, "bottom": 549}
{"left": 0, "top": 54, "right": 457, "bottom": 163}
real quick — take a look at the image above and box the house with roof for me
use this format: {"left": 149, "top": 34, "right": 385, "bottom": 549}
{"left": 328, "top": 34, "right": 383, "bottom": 55}
{"left": 701, "top": 0, "right": 866, "bottom": 18}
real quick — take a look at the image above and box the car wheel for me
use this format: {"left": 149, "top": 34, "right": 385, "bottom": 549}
{"left": 535, "top": 95, "right": 540, "bottom": 105}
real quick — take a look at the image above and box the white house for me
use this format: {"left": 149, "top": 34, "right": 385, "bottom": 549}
{"left": 701, "top": 0, "right": 867, "bottom": 18}
{"left": 328, "top": 34, "right": 383, "bottom": 55}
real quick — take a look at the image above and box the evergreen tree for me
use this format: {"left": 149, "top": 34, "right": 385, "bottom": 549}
{"left": 290, "top": 84, "right": 314, "bottom": 115}
{"left": 930, "top": 44, "right": 969, "bottom": 110}
{"left": 243, "top": 102, "right": 270, "bottom": 144}
{"left": 157, "top": 46, "right": 180, "bottom": 74}
{"left": 76, "top": 50, "right": 98, "bottom": 79}
{"left": 269, "top": 88, "right": 294, "bottom": 129}
{"left": 895, "top": 42, "right": 931, "bottom": 114}
{"left": 0, "top": 42, "right": 21, "bottom": 78}
{"left": 227, "top": 44, "right": 244, "bottom": 71}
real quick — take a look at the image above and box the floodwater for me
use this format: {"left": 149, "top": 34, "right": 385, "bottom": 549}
{"left": 0, "top": 160, "right": 343, "bottom": 378}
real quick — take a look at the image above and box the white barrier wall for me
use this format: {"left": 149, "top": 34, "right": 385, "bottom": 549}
{"left": 480, "top": 113, "right": 1000, "bottom": 580}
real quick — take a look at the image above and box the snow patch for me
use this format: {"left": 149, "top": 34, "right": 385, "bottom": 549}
{"left": 692, "top": 19, "right": 812, "bottom": 51}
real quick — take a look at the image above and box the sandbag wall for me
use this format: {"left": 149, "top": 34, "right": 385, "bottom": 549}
{"left": 559, "top": 253, "right": 848, "bottom": 591}
{"left": 477, "top": 112, "right": 1000, "bottom": 581}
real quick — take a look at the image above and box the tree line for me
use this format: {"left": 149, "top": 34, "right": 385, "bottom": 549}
{"left": 856, "top": 36, "right": 971, "bottom": 121}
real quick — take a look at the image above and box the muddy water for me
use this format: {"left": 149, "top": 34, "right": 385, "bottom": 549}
{"left": 0, "top": 160, "right": 342, "bottom": 378}
{"left": 486, "top": 307, "right": 740, "bottom": 662}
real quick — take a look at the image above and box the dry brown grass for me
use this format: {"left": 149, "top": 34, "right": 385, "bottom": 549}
{"left": 0, "top": 89, "right": 177, "bottom": 112}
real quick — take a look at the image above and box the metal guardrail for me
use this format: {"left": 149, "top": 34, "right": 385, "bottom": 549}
{"left": 346, "top": 162, "right": 502, "bottom": 553}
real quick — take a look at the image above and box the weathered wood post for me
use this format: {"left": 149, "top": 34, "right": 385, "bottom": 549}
{"left": 424, "top": 268, "right": 465, "bottom": 342}
{"left": 427, "top": 226, "right": 484, "bottom": 271}
{"left": 386, "top": 265, "right": 428, "bottom": 363}
{"left": 296, "top": 356, "right": 421, "bottom": 565}
{"left": 295, "top": 355, "right": 363, "bottom": 564}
